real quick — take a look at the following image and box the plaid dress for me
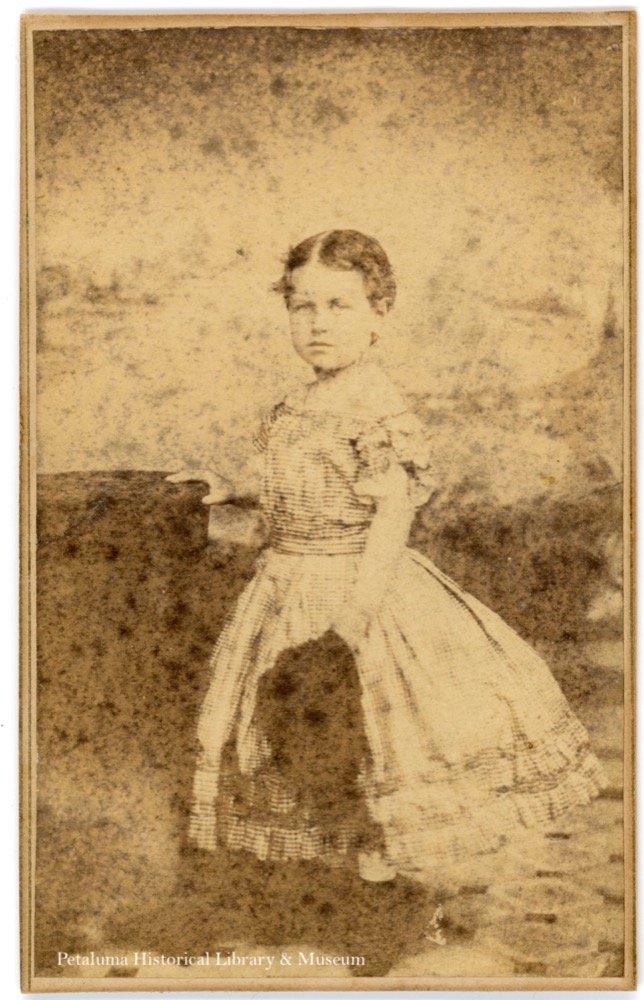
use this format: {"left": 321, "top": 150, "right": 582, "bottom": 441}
{"left": 188, "top": 363, "right": 607, "bottom": 881}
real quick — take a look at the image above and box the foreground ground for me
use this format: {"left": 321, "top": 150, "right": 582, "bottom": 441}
{"left": 34, "top": 471, "right": 626, "bottom": 981}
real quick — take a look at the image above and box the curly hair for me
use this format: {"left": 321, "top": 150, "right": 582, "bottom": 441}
{"left": 273, "top": 229, "right": 396, "bottom": 312}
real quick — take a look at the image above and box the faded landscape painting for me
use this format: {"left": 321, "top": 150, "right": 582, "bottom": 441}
{"left": 27, "top": 15, "right": 630, "bottom": 989}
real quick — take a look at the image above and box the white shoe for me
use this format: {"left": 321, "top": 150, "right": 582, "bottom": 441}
{"left": 358, "top": 850, "right": 398, "bottom": 883}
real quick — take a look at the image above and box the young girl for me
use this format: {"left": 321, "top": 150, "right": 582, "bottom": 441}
{"left": 168, "top": 229, "right": 607, "bottom": 886}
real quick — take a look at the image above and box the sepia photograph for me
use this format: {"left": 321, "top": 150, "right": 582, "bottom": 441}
{"left": 20, "top": 10, "right": 635, "bottom": 991}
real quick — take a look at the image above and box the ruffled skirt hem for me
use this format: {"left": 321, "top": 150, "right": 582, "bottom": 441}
{"left": 188, "top": 742, "right": 607, "bottom": 879}
{"left": 370, "top": 748, "right": 607, "bottom": 878}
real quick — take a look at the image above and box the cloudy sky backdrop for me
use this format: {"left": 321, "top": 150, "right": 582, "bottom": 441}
{"left": 33, "top": 24, "right": 624, "bottom": 504}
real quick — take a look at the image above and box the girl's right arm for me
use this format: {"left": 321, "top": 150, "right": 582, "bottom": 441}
{"left": 165, "top": 468, "right": 235, "bottom": 504}
{"left": 165, "top": 457, "right": 262, "bottom": 505}
{"left": 166, "top": 462, "right": 265, "bottom": 546}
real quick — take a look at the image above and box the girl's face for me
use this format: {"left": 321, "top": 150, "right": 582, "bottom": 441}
{"left": 287, "top": 260, "right": 384, "bottom": 373}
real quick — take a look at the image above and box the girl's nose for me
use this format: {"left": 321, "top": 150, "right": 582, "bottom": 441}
{"left": 312, "top": 310, "right": 329, "bottom": 333}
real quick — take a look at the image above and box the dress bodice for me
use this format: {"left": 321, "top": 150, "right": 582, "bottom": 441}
{"left": 259, "top": 405, "right": 379, "bottom": 553}
{"left": 254, "top": 365, "right": 434, "bottom": 555}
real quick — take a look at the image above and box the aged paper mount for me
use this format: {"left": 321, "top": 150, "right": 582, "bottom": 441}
{"left": 20, "top": 9, "right": 636, "bottom": 993}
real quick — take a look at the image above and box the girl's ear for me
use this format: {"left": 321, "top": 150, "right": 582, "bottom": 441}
{"left": 370, "top": 299, "right": 388, "bottom": 344}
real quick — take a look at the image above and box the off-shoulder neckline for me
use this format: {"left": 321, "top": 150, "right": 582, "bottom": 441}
{"left": 275, "top": 362, "right": 412, "bottom": 425}
{"left": 278, "top": 399, "right": 410, "bottom": 422}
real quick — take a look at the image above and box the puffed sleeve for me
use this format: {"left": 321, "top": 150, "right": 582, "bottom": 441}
{"left": 253, "top": 401, "right": 285, "bottom": 453}
{"left": 353, "top": 409, "right": 436, "bottom": 509}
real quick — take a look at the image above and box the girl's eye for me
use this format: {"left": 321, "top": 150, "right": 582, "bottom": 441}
{"left": 291, "top": 302, "right": 313, "bottom": 312}
{"left": 330, "top": 301, "right": 350, "bottom": 311}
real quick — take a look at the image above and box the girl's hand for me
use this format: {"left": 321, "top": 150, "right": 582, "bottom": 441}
{"left": 332, "top": 604, "right": 373, "bottom": 653}
{"left": 165, "top": 468, "right": 234, "bottom": 505}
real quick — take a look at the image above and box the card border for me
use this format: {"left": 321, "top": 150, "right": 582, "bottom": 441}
{"left": 19, "top": 8, "right": 637, "bottom": 992}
